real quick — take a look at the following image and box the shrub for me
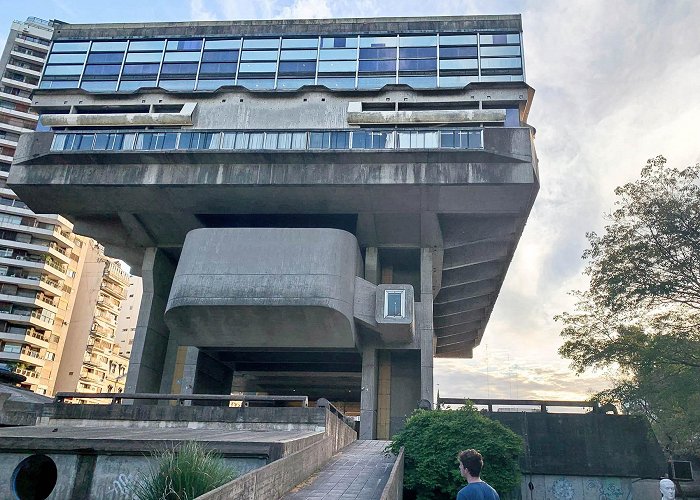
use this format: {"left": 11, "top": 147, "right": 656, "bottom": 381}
{"left": 389, "top": 404, "right": 523, "bottom": 499}
{"left": 134, "top": 441, "right": 237, "bottom": 500}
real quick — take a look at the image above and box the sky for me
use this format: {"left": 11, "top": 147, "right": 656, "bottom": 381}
{"left": 2, "top": 0, "right": 699, "bottom": 403}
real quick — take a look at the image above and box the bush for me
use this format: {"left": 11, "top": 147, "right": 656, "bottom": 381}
{"left": 134, "top": 441, "right": 237, "bottom": 500}
{"left": 389, "top": 404, "right": 523, "bottom": 499}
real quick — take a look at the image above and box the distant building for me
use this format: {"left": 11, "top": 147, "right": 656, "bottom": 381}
{"left": 11, "top": 15, "right": 539, "bottom": 438}
{"left": 0, "top": 17, "right": 85, "bottom": 395}
{"left": 53, "top": 239, "right": 133, "bottom": 402}
{"left": 0, "top": 18, "right": 142, "bottom": 398}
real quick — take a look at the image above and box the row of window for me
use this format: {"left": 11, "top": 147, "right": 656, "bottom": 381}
{"left": 40, "top": 32, "right": 523, "bottom": 92}
{"left": 51, "top": 128, "right": 485, "bottom": 152}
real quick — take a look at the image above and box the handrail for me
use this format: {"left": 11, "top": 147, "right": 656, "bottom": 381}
{"left": 438, "top": 397, "right": 617, "bottom": 413}
{"left": 54, "top": 392, "right": 310, "bottom": 406}
{"left": 316, "top": 397, "right": 355, "bottom": 428}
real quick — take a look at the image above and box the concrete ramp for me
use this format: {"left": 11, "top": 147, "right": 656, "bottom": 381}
{"left": 282, "top": 440, "right": 397, "bottom": 500}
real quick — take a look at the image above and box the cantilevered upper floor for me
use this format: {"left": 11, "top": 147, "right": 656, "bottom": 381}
{"left": 9, "top": 16, "right": 538, "bottom": 360}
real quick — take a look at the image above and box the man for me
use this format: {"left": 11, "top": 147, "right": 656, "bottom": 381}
{"left": 659, "top": 478, "right": 676, "bottom": 499}
{"left": 457, "top": 449, "right": 500, "bottom": 500}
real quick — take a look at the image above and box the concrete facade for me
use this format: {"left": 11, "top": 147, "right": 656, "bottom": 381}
{"left": 9, "top": 16, "right": 538, "bottom": 438}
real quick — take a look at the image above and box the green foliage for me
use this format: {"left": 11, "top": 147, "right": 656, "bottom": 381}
{"left": 134, "top": 441, "right": 237, "bottom": 500}
{"left": 389, "top": 404, "right": 523, "bottom": 499}
{"left": 556, "top": 156, "right": 700, "bottom": 457}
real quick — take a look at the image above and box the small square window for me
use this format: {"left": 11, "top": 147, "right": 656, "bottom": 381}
{"left": 384, "top": 290, "right": 405, "bottom": 318}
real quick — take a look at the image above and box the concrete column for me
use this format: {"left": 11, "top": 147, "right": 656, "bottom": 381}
{"left": 419, "top": 248, "right": 435, "bottom": 404}
{"left": 364, "top": 247, "right": 380, "bottom": 285}
{"left": 359, "top": 344, "right": 378, "bottom": 440}
{"left": 124, "top": 247, "right": 176, "bottom": 396}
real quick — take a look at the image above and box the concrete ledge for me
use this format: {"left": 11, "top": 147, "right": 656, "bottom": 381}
{"left": 380, "top": 446, "right": 404, "bottom": 500}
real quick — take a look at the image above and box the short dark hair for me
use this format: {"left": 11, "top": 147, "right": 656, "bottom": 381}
{"left": 458, "top": 449, "right": 483, "bottom": 477}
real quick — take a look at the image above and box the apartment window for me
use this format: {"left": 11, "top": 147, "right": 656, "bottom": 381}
{"left": 384, "top": 290, "right": 405, "bottom": 318}
{"left": 45, "top": 351, "right": 55, "bottom": 361}
{"left": 2, "top": 343, "right": 21, "bottom": 353}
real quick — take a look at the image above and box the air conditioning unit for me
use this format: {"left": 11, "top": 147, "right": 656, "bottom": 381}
{"left": 668, "top": 461, "right": 694, "bottom": 481}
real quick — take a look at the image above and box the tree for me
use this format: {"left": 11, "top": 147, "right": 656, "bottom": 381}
{"left": 389, "top": 404, "right": 523, "bottom": 499}
{"left": 556, "top": 156, "right": 700, "bottom": 457}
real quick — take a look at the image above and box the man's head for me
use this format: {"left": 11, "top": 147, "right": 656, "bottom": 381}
{"left": 659, "top": 479, "right": 675, "bottom": 499}
{"left": 458, "top": 449, "right": 483, "bottom": 480}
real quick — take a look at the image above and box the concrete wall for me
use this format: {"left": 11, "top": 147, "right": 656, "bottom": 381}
{"left": 520, "top": 475, "right": 661, "bottom": 500}
{"left": 380, "top": 447, "right": 404, "bottom": 500}
{"left": 0, "top": 452, "right": 78, "bottom": 500}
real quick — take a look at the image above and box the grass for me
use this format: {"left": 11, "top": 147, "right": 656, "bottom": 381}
{"left": 134, "top": 441, "right": 238, "bottom": 500}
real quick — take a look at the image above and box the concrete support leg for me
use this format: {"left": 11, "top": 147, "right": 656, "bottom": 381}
{"left": 420, "top": 248, "right": 435, "bottom": 405}
{"left": 124, "top": 248, "right": 176, "bottom": 396}
{"left": 364, "top": 247, "right": 380, "bottom": 285}
{"left": 359, "top": 345, "right": 378, "bottom": 440}
{"left": 192, "top": 350, "right": 234, "bottom": 399}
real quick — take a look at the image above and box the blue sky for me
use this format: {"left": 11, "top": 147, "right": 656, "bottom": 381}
{"left": 2, "top": 0, "right": 699, "bottom": 402}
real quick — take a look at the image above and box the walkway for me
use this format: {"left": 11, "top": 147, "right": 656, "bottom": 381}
{"left": 282, "top": 440, "right": 396, "bottom": 500}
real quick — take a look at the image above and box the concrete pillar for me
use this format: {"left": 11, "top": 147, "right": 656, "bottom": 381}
{"left": 419, "top": 248, "right": 435, "bottom": 404}
{"left": 124, "top": 247, "right": 176, "bottom": 396}
{"left": 364, "top": 247, "right": 380, "bottom": 285}
{"left": 359, "top": 344, "right": 378, "bottom": 440}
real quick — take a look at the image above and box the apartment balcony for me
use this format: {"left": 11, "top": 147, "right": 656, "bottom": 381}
{"left": 80, "top": 370, "right": 105, "bottom": 383}
{"left": 0, "top": 119, "right": 33, "bottom": 135}
{"left": 97, "top": 294, "right": 121, "bottom": 309}
{"left": 12, "top": 366, "right": 40, "bottom": 381}
{"left": 86, "top": 337, "right": 115, "bottom": 354}
{"left": 0, "top": 291, "right": 57, "bottom": 312}
{"left": 0, "top": 137, "right": 20, "bottom": 149}
{"left": 0, "top": 200, "right": 34, "bottom": 218}
{"left": 0, "top": 256, "right": 67, "bottom": 280}
{"left": 0, "top": 219, "right": 74, "bottom": 248}
{"left": 103, "top": 263, "right": 129, "bottom": 286}
{"left": 94, "top": 312, "right": 117, "bottom": 329}
{"left": 0, "top": 92, "right": 31, "bottom": 108}
{"left": 100, "top": 280, "right": 127, "bottom": 300}
{"left": 0, "top": 107, "right": 37, "bottom": 124}
{"left": 0, "top": 239, "right": 71, "bottom": 266}
{"left": 0, "top": 154, "right": 13, "bottom": 164}
{"left": 0, "top": 273, "right": 63, "bottom": 297}
{"left": 0, "top": 309, "right": 54, "bottom": 330}
{"left": 5, "top": 64, "right": 42, "bottom": 79}
{"left": 13, "top": 37, "right": 50, "bottom": 53}
{"left": 0, "top": 77, "right": 36, "bottom": 92}
{"left": 0, "top": 328, "right": 48, "bottom": 349}
{"left": 0, "top": 346, "right": 45, "bottom": 367}
{"left": 10, "top": 50, "right": 45, "bottom": 65}
{"left": 91, "top": 322, "right": 115, "bottom": 340}
{"left": 83, "top": 354, "right": 109, "bottom": 371}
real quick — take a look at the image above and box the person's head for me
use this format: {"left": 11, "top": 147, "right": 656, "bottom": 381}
{"left": 659, "top": 479, "right": 675, "bottom": 499}
{"left": 458, "top": 449, "right": 483, "bottom": 480}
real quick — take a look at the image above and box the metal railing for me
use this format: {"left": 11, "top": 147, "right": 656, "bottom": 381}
{"left": 50, "top": 128, "right": 484, "bottom": 154}
{"left": 54, "top": 392, "right": 310, "bottom": 406}
{"left": 437, "top": 397, "right": 619, "bottom": 414}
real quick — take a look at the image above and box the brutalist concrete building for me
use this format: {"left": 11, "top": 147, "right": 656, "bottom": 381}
{"left": 9, "top": 15, "right": 538, "bottom": 439}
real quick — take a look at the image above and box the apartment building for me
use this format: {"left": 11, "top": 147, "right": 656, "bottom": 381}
{"left": 0, "top": 18, "right": 141, "bottom": 397}
{"left": 54, "top": 238, "right": 131, "bottom": 403}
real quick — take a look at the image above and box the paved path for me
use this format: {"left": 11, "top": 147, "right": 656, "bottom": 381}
{"left": 282, "top": 440, "right": 396, "bottom": 500}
